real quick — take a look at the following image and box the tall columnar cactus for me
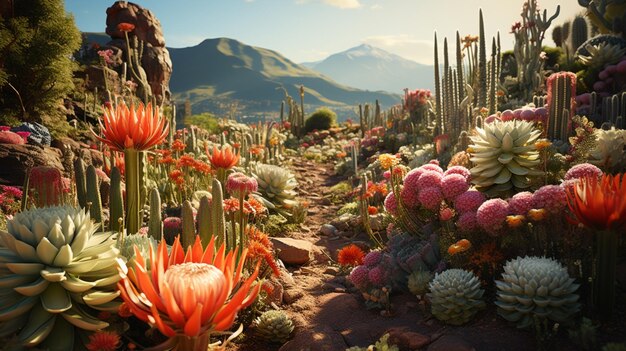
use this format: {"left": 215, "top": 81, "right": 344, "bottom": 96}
{"left": 86, "top": 165, "right": 103, "bottom": 225}
{"left": 109, "top": 166, "right": 124, "bottom": 232}
{"left": 546, "top": 72, "right": 576, "bottom": 140}
{"left": 197, "top": 195, "right": 212, "bottom": 247}
{"left": 211, "top": 179, "right": 226, "bottom": 247}
{"left": 148, "top": 187, "right": 163, "bottom": 240}
{"left": 571, "top": 15, "right": 589, "bottom": 52}
{"left": 434, "top": 32, "right": 442, "bottom": 134}
{"left": 122, "top": 31, "right": 152, "bottom": 104}
{"left": 478, "top": 9, "right": 488, "bottom": 108}
{"left": 181, "top": 200, "right": 195, "bottom": 248}
{"left": 488, "top": 37, "right": 497, "bottom": 114}
{"left": 601, "top": 92, "right": 626, "bottom": 128}
{"left": 74, "top": 158, "right": 87, "bottom": 209}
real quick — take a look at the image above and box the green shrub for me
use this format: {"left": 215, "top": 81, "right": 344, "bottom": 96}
{"left": 304, "top": 108, "right": 336, "bottom": 133}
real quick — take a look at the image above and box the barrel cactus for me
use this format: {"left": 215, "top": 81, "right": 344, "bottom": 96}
{"left": 255, "top": 310, "right": 294, "bottom": 344}
{"left": 469, "top": 120, "right": 543, "bottom": 194}
{"left": 427, "top": 269, "right": 485, "bottom": 325}
{"left": 0, "top": 206, "right": 123, "bottom": 349}
{"left": 495, "top": 256, "right": 580, "bottom": 329}
{"left": 252, "top": 164, "right": 298, "bottom": 216}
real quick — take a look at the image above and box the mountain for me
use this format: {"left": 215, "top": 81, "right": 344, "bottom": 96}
{"left": 306, "top": 44, "right": 434, "bottom": 94}
{"left": 168, "top": 38, "right": 400, "bottom": 115}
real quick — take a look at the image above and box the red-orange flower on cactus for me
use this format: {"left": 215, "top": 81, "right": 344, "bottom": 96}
{"left": 447, "top": 239, "right": 472, "bottom": 255}
{"left": 337, "top": 244, "right": 365, "bottom": 267}
{"left": 566, "top": 174, "right": 626, "bottom": 231}
{"left": 117, "top": 22, "right": 135, "bottom": 32}
{"left": 368, "top": 206, "right": 378, "bottom": 215}
{"left": 207, "top": 145, "right": 240, "bottom": 170}
{"left": 86, "top": 331, "right": 120, "bottom": 351}
{"left": 95, "top": 102, "right": 168, "bottom": 151}
{"left": 117, "top": 236, "right": 261, "bottom": 348}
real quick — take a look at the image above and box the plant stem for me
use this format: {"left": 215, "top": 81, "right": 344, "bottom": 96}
{"left": 173, "top": 333, "right": 210, "bottom": 351}
{"left": 125, "top": 148, "right": 141, "bottom": 234}
{"left": 594, "top": 229, "right": 618, "bottom": 321}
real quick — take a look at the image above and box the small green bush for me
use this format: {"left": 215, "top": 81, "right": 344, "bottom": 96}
{"left": 304, "top": 108, "right": 336, "bottom": 133}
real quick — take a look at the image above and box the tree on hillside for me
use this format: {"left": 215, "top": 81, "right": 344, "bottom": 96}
{"left": 0, "top": 0, "right": 81, "bottom": 124}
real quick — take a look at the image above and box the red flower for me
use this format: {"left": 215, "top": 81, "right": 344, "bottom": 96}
{"left": 117, "top": 22, "right": 135, "bottom": 32}
{"left": 367, "top": 206, "right": 378, "bottom": 215}
{"left": 448, "top": 239, "right": 472, "bottom": 255}
{"left": 337, "top": 244, "right": 365, "bottom": 267}
{"left": 566, "top": 174, "right": 626, "bottom": 231}
{"left": 207, "top": 145, "right": 240, "bottom": 170}
{"left": 86, "top": 331, "right": 120, "bottom": 351}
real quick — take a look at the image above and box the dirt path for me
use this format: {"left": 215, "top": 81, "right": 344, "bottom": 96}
{"left": 232, "top": 158, "right": 595, "bottom": 351}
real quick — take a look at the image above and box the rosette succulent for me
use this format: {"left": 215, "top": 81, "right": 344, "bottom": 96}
{"left": 0, "top": 206, "right": 122, "bottom": 349}
{"left": 495, "top": 256, "right": 580, "bottom": 329}
{"left": 427, "top": 269, "right": 485, "bottom": 325}
{"left": 407, "top": 270, "right": 433, "bottom": 296}
{"left": 469, "top": 120, "right": 543, "bottom": 194}
{"left": 255, "top": 310, "right": 294, "bottom": 344}
{"left": 252, "top": 164, "right": 298, "bottom": 216}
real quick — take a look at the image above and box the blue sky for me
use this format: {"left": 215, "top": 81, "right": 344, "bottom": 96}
{"left": 65, "top": 0, "right": 583, "bottom": 65}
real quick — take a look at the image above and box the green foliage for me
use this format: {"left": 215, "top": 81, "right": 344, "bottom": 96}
{"left": 304, "top": 108, "right": 336, "bottom": 133}
{"left": 185, "top": 112, "right": 220, "bottom": 134}
{"left": 345, "top": 334, "right": 399, "bottom": 351}
{"left": 541, "top": 46, "right": 564, "bottom": 69}
{"left": 338, "top": 202, "right": 360, "bottom": 216}
{"left": 0, "top": 0, "right": 81, "bottom": 124}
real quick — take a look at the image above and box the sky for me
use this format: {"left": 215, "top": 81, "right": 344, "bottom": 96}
{"left": 65, "top": 0, "right": 584, "bottom": 65}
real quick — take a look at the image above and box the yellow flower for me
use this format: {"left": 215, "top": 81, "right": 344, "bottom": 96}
{"left": 534, "top": 139, "right": 552, "bottom": 151}
{"left": 378, "top": 153, "right": 399, "bottom": 170}
{"left": 528, "top": 208, "right": 546, "bottom": 221}
{"left": 506, "top": 215, "right": 526, "bottom": 228}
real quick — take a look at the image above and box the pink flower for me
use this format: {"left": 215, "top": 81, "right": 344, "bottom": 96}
{"left": 476, "top": 199, "right": 510, "bottom": 235}
{"left": 226, "top": 172, "right": 258, "bottom": 196}
{"left": 418, "top": 187, "right": 443, "bottom": 210}
{"left": 368, "top": 266, "right": 387, "bottom": 287}
{"left": 564, "top": 163, "right": 602, "bottom": 181}
{"left": 383, "top": 171, "right": 391, "bottom": 180}
{"left": 454, "top": 190, "right": 486, "bottom": 214}
{"left": 531, "top": 185, "right": 567, "bottom": 215}
{"left": 400, "top": 185, "right": 420, "bottom": 208}
{"left": 456, "top": 211, "right": 479, "bottom": 231}
{"left": 441, "top": 174, "right": 470, "bottom": 201}
{"left": 439, "top": 207, "right": 454, "bottom": 221}
{"left": 1, "top": 186, "right": 22, "bottom": 199}
{"left": 363, "top": 250, "right": 382, "bottom": 267}
{"left": 421, "top": 163, "right": 443, "bottom": 174}
{"left": 0, "top": 126, "right": 10, "bottom": 131}
{"left": 384, "top": 192, "right": 398, "bottom": 215}
{"left": 349, "top": 265, "right": 370, "bottom": 289}
{"left": 417, "top": 170, "right": 442, "bottom": 190}
{"left": 15, "top": 131, "right": 30, "bottom": 143}
{"left": 508, "top": 191, "right": 533, "bottom": 215}
{"left": 403, "top": 168, "right": 424, "bottom": 189}
{"left": 443, "top": 166, "right": 471, "bottom": 181}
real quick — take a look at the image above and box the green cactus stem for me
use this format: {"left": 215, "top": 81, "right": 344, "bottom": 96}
{"left": 594, "top": 230, "right": 619, "bottom": 321}
{"left": 125, "top": 148, "right": 141, "bottom": 234}
{"left": 148, "top": 187, "right": 163, "bottom": 240}
{"left": 181, "top": 200, "right": 195, "bottom": 249}
{"left": 434, "top": 32, "right": 442, "bottom": 134}
{"left": 197, "top": 195, "right": 212, "bottom": 247}
{"left": 86, "top": 165, "right": 103, "bottom": 225}
{"left": 110, "top": 166, "right": 124, "bottom": 232}
{"left": 74, "top": 158, "right": 87, "bottom": 209}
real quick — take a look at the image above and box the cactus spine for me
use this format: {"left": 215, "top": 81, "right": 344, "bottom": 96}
{"left": 110, "top": 166, "right": 124, "bottom": 232}
{"left": 86, "top": 165, "right": 103, "bottom": 225}
{"left": 74, "top": 158, "right": 87, "bottom": 208}
{"left": 181, "top": 200, "right": 195, "bottom": 248}
{"left": 148, "top": 187, "right": 162, "bottom": 240}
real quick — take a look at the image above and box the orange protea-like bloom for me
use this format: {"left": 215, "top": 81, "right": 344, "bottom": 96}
{"left": 250, "top": 145, "right": 265, "bottom": 156}
{"left": 86, "top": 331, "right": 121, "bottom": 351}
{"left": 447, "top": 239, "right": 472, "bottom": 255}
{"left": 368, "top": 206, "right": 378, "bottom": 215}
{"left": 117, "top": 22, "right": 135, "bottom": 32}
{"left": 95, "top": 102, "right": 168, "bottom": 152}
{"left": 527, "top": 208, "right": 546, "bottom": 222}
{"left": 208, "top": 145, "right": 240, "bottom": 170}
{"left": 566, "top": 174, "right": 626, "bottom": 231}
{"left": 337, "top": 244, "right": 365, "bottom": 267}
{"left": 158, "top": 155, "right": 175, "bottom": 165}
{"left": 506, "top": 215, "right": 526, "bottom": 228}
{"left": 117, "top": 236, "right": 261, "bottom": 345}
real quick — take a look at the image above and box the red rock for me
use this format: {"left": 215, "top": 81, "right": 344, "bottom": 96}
{"left": 271, "top": 237, "right": 313, "bottom": 265}
{"left": 386, "top": 327, "right": 431, "bottom": 350}
{"left": 0, "top": 144, "right": 64, "bottom": 186}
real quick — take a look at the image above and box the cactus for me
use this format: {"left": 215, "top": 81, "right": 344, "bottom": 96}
{"left": 185, "top": 126, "right": 197, "bottom": 153}
{"left": 478, "top": 9, "right": 487, "bottom": 108}
{"left": 434, "top": 32, "right": 442, "bottom": 134}
{"left": 86, "top": 165, "right": 103, "bottom": 225}
{"left": 148, "top": 187, "right": 163, "bottom": 240}
{"left": 600, "top": 92, "right": 626, "bottom": 128}
{"left": 110, "top": 166, "right": 124, "bottom": 232}
{"left": 211, "top": 179, "right": 226, "bottom": 248}
{"left": 546, "top": 72, "right": 576, "bottom": 140}
{"left": 181, "top": 200, "right": 195, "bottom": 248}
{"left": 122, "top": 31, "right": 152, "bottom": 104}
{"left": 428, "top": 269, "right": 485, "bottom": 325}
{"left": 571, "top": 15, "right": 589, "bottom": 52}
{"left": 488, "top": 37, "right": 497, "bottom": 114}
{"left": 197, "top": 195, "right": 212, "bottom": 247}
{"left": 74, "top": 158, "right": 87, "bottom": 208}
{"left": 255, "top": 310, "right": 294, "bottom": 344}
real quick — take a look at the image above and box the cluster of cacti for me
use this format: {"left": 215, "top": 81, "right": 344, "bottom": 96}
{"left": 495, "top": 256, "right": 580, "bottom": 329}
{"left": 427, "top": 269, "right": 485, "bottom": 325}
{"left": 387, "top": 232, "right": 442, "bottom": 289}
{"left": 578, "top": 0, "right": 626, "bottom": 37}
{"left": 469, "top": 120, "right": 543, "bottom": 194}
{"left": 121, "top": 30, "right": 152, "bottom": 104}
{"left": 252, "top": 164, "right": 298, "bottom": 216}
{"left": 279, "top": 87, "right": 305, "bottom": 137}
{"left": 0, "top": 206, "right": 123, "bottom": 349}
{"left": 600, "top": 92, "right": 626, "bottom": 129}
{"left": 553, "top": 15, "right": 589, "bottom": 58}
{"left": 254, "top": 310, "right": 294, "bottom": 344}
{"left": 546, "top": 72, "right": 576, "bottom": 141}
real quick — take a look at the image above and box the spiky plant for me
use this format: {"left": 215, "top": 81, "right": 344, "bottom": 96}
{"left": 427, "top": 269, "right": 485, "bottom": 325}
{"left": 116, "top": 233, "right": 158, "bottom": 269}
{"left": 0, "top": 206, "right": 123, "bottom": 349}
{"left": 495, "top": 256, "right": 580, "bottom": 329}
{"left": 577, "top": 42, "right": 626, "bottom": 69}
{"left": 255, "top": 310, "right": 294, "bottom": 344}
{"left": 252, "top": 164, "right": 298, "bottom": 216}
{"left": 469, "top": 120, "right": 543, "bottom": 194}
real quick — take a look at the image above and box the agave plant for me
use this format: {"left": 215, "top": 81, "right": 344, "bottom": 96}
{"left": 252, "top": 164, "right": 298, "bottom": 216}
{"left": 577, "top": 42, "right": 626, "bottom": 69}
{"left": 469, "top": 120, "right": 543, "bottom": 194}
{"left": 427, "top": 269, "right": 485, "bottom": 325}
{"left": 0, "top": 206, "right": 122, "bottom": 349}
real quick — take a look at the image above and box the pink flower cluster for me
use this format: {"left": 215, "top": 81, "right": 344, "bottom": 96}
{"left": 564, "top": 163, "right": 602, "bottom": 181}
{"left": 531, "top": 185, "right": 567, "bottom": 215}
{"left": 226, "top": 172, "right": 258, "bottom": 196}
{"left": 349, "top": 250, "right": 389, "bottom": 289}
{"left": 476, "top": 199, "right": 510, "bottom": 236}
{"left": 404, "top": 89, "right": 431, "bottom": 113}
{"left": 508, "top": 191, "right": 533, "bottom": 215}
{"left": 485, "top": 107, "right": 548, "bottom": 124}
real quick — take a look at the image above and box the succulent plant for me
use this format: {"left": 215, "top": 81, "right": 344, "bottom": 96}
{"left": 116, "top": 233, "right": 158, "bottom": 269}
{"left": 589, "top": 127, "right": 626, "bottom": 170}
{"left": 577, "top": 42, "right": 626, "bottom": 69}
{"left": 255, "top": 310, "right": 294, "bottom": 344}
{"left": 407, "top": 270, "right": 433, "bottom": 296}
{"left": 427, "top": 269, "right": 485, "bottom": 325}
{"left": 469, "top": 120, "right": 543, "bottom": 194}
{"left": 387, "top": 232, "right": 442, "bottom": 290}
{"left": 0, "top": 206, "right": 123, "bottom": 349}
{"left": 252, "top": 164, "right": 298, "bottom": 216}
{"left": 495, "top": 256, "right": 580, "bottom": 329}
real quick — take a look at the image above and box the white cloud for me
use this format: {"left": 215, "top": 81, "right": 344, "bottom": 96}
{"left": 370, "top": 4, "right": 382, "bottom": 10}
{"left": 363, "top": 34, "right": 435, "bottom": 65}
{"left": 296, "top": 0, "right": 361, "bottom": 9}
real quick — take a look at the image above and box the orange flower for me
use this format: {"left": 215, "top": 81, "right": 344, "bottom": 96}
{"left": 95, "top": 102, "right": 168, "bottom": 152}
{"left": 247, "top": 196, "right": 267, "bottom": 216}
{"left": 337, "top": 244, "right": 365, "bottom": 267}
{"left": 527, "top": 208, "right": 546, "bottom": 221}
{"left": 506, "top": 215, "right": 526, "bottom": 228}
{"left": 117, "top": 22, "right": 135, "bottom": 32}
{"left": 566, "top": 174, "right": 626, "bottom": 231}
{"left": 177, "top": 154, "right": 197, "bottom": 168}
{"left": 207, "top": 145, "right": 240, "bottom": 170}
{"left": 118, "top": 236, "right": 261, "bottom": 343}
{"left": 194, "top": 160, "right": 212, "bottom": 174}
{"left": 223, "top": 198, "right": 240, "bottom": 213}
{"left": 172, "top": 139, "right": 185, "bottom": 152}
{"left": 447, "top": 239, "right": 472, "bottom": 255}
{"left": 86, "top": 331, "right": 120, "bottom": 351}
{"left": 368, "top": 206, "right": 378, "bottom": 215}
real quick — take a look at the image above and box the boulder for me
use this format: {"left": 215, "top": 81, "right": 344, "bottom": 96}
{"left": 386, "top": 327, "right": 431, "bottom": 350}
{"left": 0, "top": 144, "right": 64, "bottom": 185}
{"left": 271, "top": 237, "right": 313, "bottom": 265}
{"left": 319, "top": 224, "right": 337, "bottom": 236}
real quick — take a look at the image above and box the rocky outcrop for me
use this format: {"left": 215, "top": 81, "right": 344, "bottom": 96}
{"left": 0, "top": 144, "right": 64, "bottom": 185}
